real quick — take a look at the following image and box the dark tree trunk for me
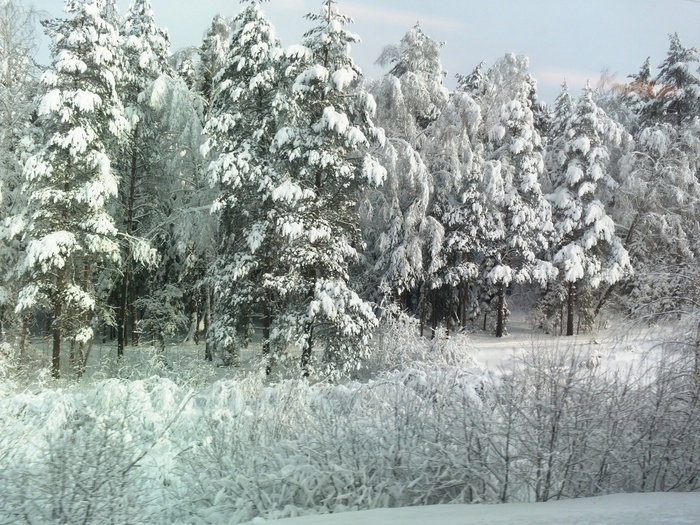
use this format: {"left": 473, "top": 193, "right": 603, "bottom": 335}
{"left": 129, "top": 275, "right": 139, "bottom": 346}
{"left": 204, "top": 286, "right": 213, "bottom": 361}
{"left": 262, "top": 300, "right": 272, "bottom": 375}
{"left": 695, "top": 320, "right": 700, "bottom": 383}
{"left": 19, "top": 313, "right": 29, "bottom": 361}
{"left": 52, "top": 268, "right": 64, "bottom": 379}
{"left": 117, "top": 279, "right": 125, "bottom": 358}
{"left": 124, "top": 129, "right": 138, "bottom": 348}
{"left": 75, "top": 263, "right": 90, "bottom": 377}
{"left": 496, "top": 282, "right": 506, "bottom": 338}
{"left": 431, "top": 289, "right": 439, "bottom": 339}
{"left": 566, "top": 281, "right": 576, "bottom": 336}
{"left": 301, "top": 322, "right": 313, "bottom": 377}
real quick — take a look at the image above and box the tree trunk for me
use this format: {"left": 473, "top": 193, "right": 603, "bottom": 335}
{"left": 204, "top": 285, "right": 213, "bottom": 361}
{"left": 262, "top": 299, "right": 271, "bottom": 375}
{"left": 117, "top": 279, "right": 125, "bottom": 358}
{"left": 695, "top": 319, "right": 700, "bottom": 383}
{"left": 52, "top": 268, "right": 64, "bottom": 379}
{"left": 301, "top": 322, "right": 313, "bottom": 377}
{"left": 129, "top": 274, "right": 139, "bottom": 346}
{"left": 496, "top": 282, "right": 505, "bottom": 338}
{"left": 566, "top": 281, "right": 576, "bottom": 337}
{"left": 431, "top": 289, "right": 439, "bottom": 338}
{"left": 18, "top": 312, "right": 29, "bottom": 362}
{"left": 124, "top": 128, "right": 138, "bottom": 348}
{"left": 74, "top": 262, "right": 90, "bottom": 377}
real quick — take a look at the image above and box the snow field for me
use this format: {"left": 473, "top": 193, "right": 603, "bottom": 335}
{"left": 1, "top": 320, "right": 699, "bottom": 524}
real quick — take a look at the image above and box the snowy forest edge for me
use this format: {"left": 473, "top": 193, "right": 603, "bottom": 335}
{"left": 2, "top": 0, "right": 700, "bottom": 522}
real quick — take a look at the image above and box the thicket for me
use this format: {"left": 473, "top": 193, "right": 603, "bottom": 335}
{"left": 1, "top": 333, "right": 699, "bottom": 523}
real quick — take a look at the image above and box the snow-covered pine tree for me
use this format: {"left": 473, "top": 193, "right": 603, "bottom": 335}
{"left": 485, "top": 56, "right": 556, "bottom": 337}
{"left": 0, "top": 0, "right": 40, "bottom": 348}
{"left": 111, "top": 0, "right": 171, "bottom": 355}
{"left": 202, "top": 0, "right": 289, "bottom": 372}
{"left": 645, "top": 33, "right": 700, "bottom": 126}
{"left": 270, "top": 0, "right": 385, "bottom": 377}
{"left": 547, "top": 84, "right": 631, "bottom": 336}
{"left": 422, "top": 85, "right": 489, "bottom": 333}
{"left": 544, "top": 82, "right": 575, "bottom": 186}
{"left": 17, "top": 0, "right": 128, "bottom": 377}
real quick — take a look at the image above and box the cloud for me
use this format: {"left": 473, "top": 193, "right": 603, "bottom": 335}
{"left": 341, "top": 2, "right": 464, "bottom": 33}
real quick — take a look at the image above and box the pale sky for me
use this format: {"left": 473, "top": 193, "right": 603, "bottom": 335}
{"left": 31, "top": 0, "right": 700, "bottom": 103}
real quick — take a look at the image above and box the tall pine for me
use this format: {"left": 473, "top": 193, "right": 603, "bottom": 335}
{"left": 270, "top": 0, "right": 385, "bottom": 377}
{"left": 17, "top": 0, "right": 127, "bottom": 377}
{"left": 203, "top": 0, "right": 288, "bottom": 372}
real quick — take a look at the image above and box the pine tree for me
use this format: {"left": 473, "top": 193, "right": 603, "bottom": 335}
{"left": 485, "top": 60, "right": 556, "bottom": 337}
{"left": 270, "top": 0, "right": 385, "bottom": 377}
{"left": 17, "top": 0, "right": 128, "bottom": 377}
{"left": 111, "top": 0, "right": 170, "bottom": 355}
{"left": 202, "top": 0, "right": 289, "bottom": 372}
{"left": 646, "top": 33, "right": 700, "bottom": 126}
{"left": 548, "top": 85, "right": 631, "bottom": 336}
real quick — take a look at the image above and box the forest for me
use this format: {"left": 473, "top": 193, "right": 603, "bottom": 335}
{"left": 2, "top": 0, "right": 700, "bottom": 523}
{"left": 2, "top": 0, "right": 698, "bottom": 379}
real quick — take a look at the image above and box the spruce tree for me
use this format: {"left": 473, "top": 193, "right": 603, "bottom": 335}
{"left": 0, "top": 0, "right": 40, "bottom": 349}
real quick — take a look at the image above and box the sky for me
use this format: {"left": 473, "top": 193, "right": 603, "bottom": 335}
{"left": 30, "top": 0, "right": 700, "bottom": 103}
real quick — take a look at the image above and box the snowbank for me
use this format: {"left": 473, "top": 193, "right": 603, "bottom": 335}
{"left": 268, "top": 493, "right": 700, "bottom": 525}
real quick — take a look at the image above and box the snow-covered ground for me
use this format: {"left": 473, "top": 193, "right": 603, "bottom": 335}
{"left": 264, "top": 493, "right": 700, "bottom": 525}
{"left": 2, "top": 312, "right": 698, "bottom": 524}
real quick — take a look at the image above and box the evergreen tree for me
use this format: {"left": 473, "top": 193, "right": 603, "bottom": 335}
{"left": 485, "top": 61, "right": 556, "bottom": 337}
{"left": 270, "top": 0, "right": 385, "bottom": 377}
{"left": 111, "top": 0, "right": 171, "bottom": 355}
{"left": 547, "top": 85, "right": 631, "bottom": 336}
{"left": 646, "top": 33, "right": 700, "bottom": 126}
{"left": 17, "top": 0, "right": 128, "bottom": 377}
{"left": 202, "top": 0, "right": 289, "bottom": 372}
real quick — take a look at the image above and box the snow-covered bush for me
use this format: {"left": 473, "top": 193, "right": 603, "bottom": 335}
{"left": 1, "top": 342, "right": 699, "bottom": 523}
{"left": 361, "top": 305, "right": 475, "bottom": 378}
